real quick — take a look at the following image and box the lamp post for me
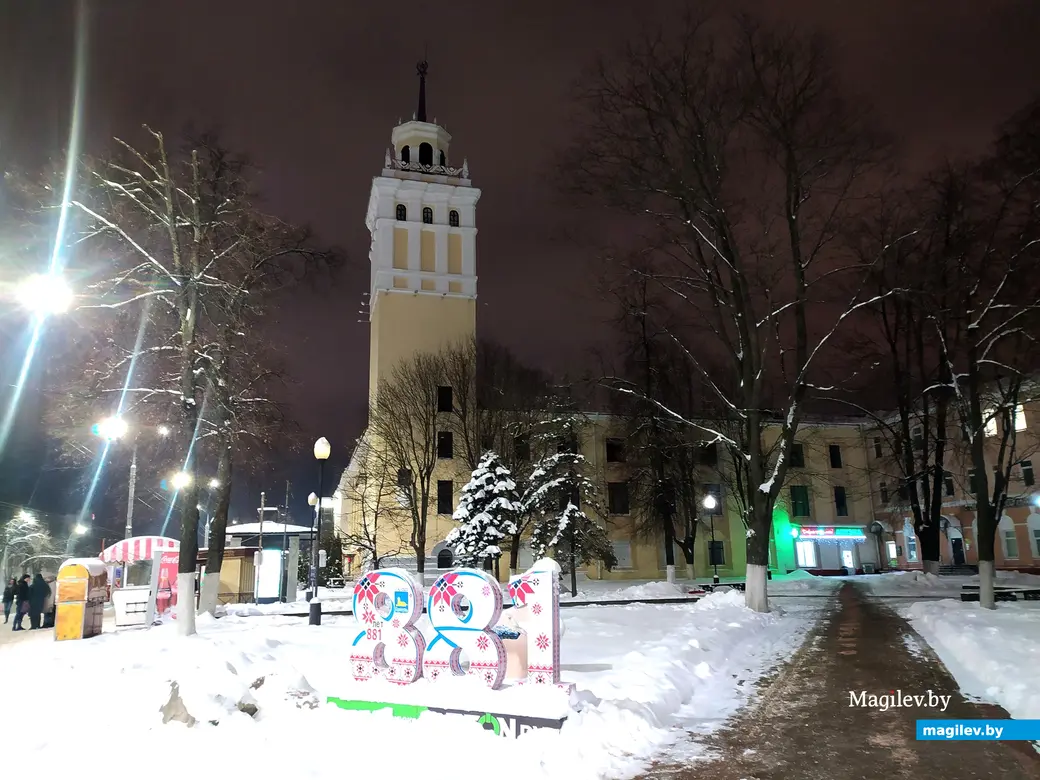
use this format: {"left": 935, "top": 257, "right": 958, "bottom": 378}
{"left": 93, "top": 417, "right": 170, "bottom": 539}
{"left": 17, "top": 272, "right": 74, "bottom": 318}
{"left": 703, "top": 494, "right": 719, "bottom": 584}
{"left": 310, "top": 437, "right": 331, "bottom": 626}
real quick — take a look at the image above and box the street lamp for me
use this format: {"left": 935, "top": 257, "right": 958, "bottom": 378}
{"left": 703, "top": 494, "right": 720, "bottom": 584}
{"left": 17, "top": 272, "right": 73, "bottom": 317}
{"left": 93, "top": 419, "right": 171, "bottom": 539}
{"left": 65, "top": 523, "right": 88, "bottom": 557}
{"left": 310, "top": 437, "right": 331, "bottom": 626}
{"left": 209, "top": 478, "right": 220, "bottom": 489}
{"left": 171, "top": 471, "right": 192, "bottom": 490}
{"left": 158, "top": 425, "right": 171, "bottom": 437}
{"left": 93, "top": 416, "right": 129, "bottom": 441}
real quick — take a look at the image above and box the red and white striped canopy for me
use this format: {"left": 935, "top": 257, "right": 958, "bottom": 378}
{"left": 99, "top": 535, "right": 179, "bottom": 563}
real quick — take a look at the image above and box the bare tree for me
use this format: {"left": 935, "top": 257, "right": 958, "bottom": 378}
{"left": 932, "top": 103, "right": 1040, "bottom": 607}
{"left": 368, "top": 351, "right": 446, "bottom": 579}
{"left": 339, "top": 439, "right": 409, "bottom": 571}
{"left": 566, "top": 15, "right": 886, "bottom": 610}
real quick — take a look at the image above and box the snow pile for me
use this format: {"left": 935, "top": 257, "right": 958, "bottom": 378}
{"left": 770, "top": 570, "right": 839, "bottom": 593}
{"left": 612, "top": 581, "right": 693, "bottom": 599}
{"left": 858, "top": 570, "right": 960, "bottom": 596}
{"left": 905, "top": 599, "right": 1040, "bottom": 719}
{"left": 0, "top": 589, "right": 814, "bottom": 779}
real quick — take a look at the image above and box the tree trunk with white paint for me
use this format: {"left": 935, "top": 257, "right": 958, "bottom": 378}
{"left": 177, "top": 572, "right": 197, "bottom": 636}
{"left": 745, "top": 564, "right": 769, "bottom": 613}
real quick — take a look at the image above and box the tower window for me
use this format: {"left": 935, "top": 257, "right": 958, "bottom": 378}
{"left": 419, "top": 142, "right": 433, "bottom": 166}
{"left": 422, "top": 207, "right": 433, "bottom": 224}
{"left": 437, "top": 385, "right": 453, "bottom": 413}
{"left": 449, "top": 210, "right": 460, "bottom": 227}
{"left": 437, "top": 431, "right": 454, "bottom": 459}
{"left": 396, "top": 204, "right": 407, "bottom": 221}
{"left": 439, "top": 151, "right": 446, "bottom": 166}
{"left": 401, "top": 145, "right": 410, "bottom": 163}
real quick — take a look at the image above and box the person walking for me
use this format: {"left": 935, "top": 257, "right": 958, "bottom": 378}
{"left": 2, "top": 578, "right": 15, "bottom": 624}
{"left": 12, "top": 574, "right": 30, "bottom": 630}
{"left": 28, "top": 573, "right": 48, "bottom": 629}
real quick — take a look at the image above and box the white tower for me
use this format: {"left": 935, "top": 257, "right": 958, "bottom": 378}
{"left": 365, "top": 61, "right": 481, "bottom": 400}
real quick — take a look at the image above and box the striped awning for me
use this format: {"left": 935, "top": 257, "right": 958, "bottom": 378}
{"left": 99, "top": 536, "right": 179, "bottom": 563}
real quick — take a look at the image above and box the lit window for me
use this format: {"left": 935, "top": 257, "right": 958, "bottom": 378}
{"left": 904, "top": 520, "right": 918, "bottom": 562}
{"left": 885, "top": 540, "right": 897, "bottom": 560}
{"left": 796, "top": 540, "right": 816, "bottom": 568}
{"left": 985, "top": 404, "right": 1027, "bottom": 436}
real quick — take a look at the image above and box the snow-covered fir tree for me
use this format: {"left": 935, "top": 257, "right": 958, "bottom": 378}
{"left": 445, "top": 451, "right": 521, "bottom": 568}
{"left": 522, "top": 413, "right": 617, "bottom": 592}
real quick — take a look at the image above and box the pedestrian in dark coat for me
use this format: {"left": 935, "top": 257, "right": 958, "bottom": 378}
{"left": 12, "top": 575, "right": 30, "bottom": 630}
{"left": 28, "top": 573, "right": 49, "bottom": 629}
{"left": 2, "top": 578, "right": 14, "bottom": 624}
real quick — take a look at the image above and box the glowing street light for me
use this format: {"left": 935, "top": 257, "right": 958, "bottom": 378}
{"left": 93, "top": 415, "right": 129, "bottom": 441}
{"left": 702, "top": 494, "right": 718, "bottom": 511}
{"left": 309, "top": 437, "right": 331, "bottom": 625}
{"left": 18, "top": 272, "right": 73, "bottom": 316}
{"left": 208, "top": 478, "right": 220, "bottom": 489}
{"left": 73, "top": 523, "right": 88, "bottom": 535}
{"left": 171, "top": 471, "right": 192, "bottom": 490}
{"left": 158, "top": 425, "right": 171, "bottom": 437}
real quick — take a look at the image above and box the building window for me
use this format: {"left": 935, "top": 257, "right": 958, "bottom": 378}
{"left": 708, "top": 540, "right": 726, "bottom": 566}
{"left": 437, "top": 480, "right": 453, "bottom": 515}
{"left": 911, "top": 425, "right": 924, "bottom": 450}
{"left": 828, "top": 445, "right": 843, "bottom": 469}
{"left": 401, "top": 145, "right": 410, "bottom": 163}
{"left": 904, "top": 520, "right": 918, "bottom": 562}
{"left": 834, "top": 486, "right": 849, "bottom": 517}
{"left": 1022, "top": 460, "right": 1035, "bottom": 487}
{"left": 885, "top": 540, "right": 897, "bottom": 561}
{"left": 944, "top": 471, "right": 955, "bottom": 497}
{"left": 968, "top": 469, "right": 979, "bottom": 495}
{"left": 557, "top": 436, "right": 578, "bottom": 454}
{"left": 437, "top": 385, "right": 453, "bottom": 413}
{"left": 605, "top": 438, "right": 625, "bottom": 463}
{"left": 419, "top": 142, "right": 433, "bottom": 165}
{"left": 789, "top": 443, "right": 805, "bottom": 468}
{"left": 437, "top": 431, "right": 454, "bottom": 459}
{"left": 700, "top": 442, "right": 718, "bottom": 466}
{"left": 439, "top": 150, "right": 446, "bottom": 166}
{"left": 795, "top": 540, "right": 816, "bottom": 568}
{"left": 449, "top": 209, "right": 460, "bottom": 227}
{"left": 790, "top": 485, "right": 811, "bottom": 518}
{"left": 873, "top": 437, "right": 883, "bottom": 458}
{"left": 703, "top": 484, "right": 722, "bottom": 515}
{"left": 557, "top": 489, "right": 579, "bottom": 512}
{"left": 397, "top": 468, "right": 411, "bottom": 488}
{"left": 897, "top": 480, "right": 909, "bottom": 501}
{"left": 986, "top": 404, "right": 1028, "bottom": 436}
{"left": 879, "top": 482, "right": 889, "bottom": 504}
{"left": 607, "top": 482, "right": 630, "bottom": 515}
{"left": 1004, "top": 528, "right": 1019, "bottom": 559}
{"left": 422, "top": 206, "right": 433, "bottom": 224}
{"left": 611, "top": 541, "right": 633, "bottom": 569}
{"left": 395, "top": 203, "right": 407, "bottom": 221}
{"left": 437, "top": 548, "right": 454, "bottom": 568}
{"left": 513, "top": 435, "right": 530, "bottom": 462}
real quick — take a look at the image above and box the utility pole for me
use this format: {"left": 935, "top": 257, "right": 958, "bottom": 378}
{"left": 124, "top": 438, "right": 138, "bottom": 539}
{"left": 280, "top": 480, "right": 291, "bottom": 602}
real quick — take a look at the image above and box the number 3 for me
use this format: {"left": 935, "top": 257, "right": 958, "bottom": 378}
{"left": 350, "top": 569, "right": 425, "bottom": 684}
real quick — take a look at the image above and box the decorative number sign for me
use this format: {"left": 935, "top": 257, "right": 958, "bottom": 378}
{"left": 349, "top": 561, "right": 568, "bottom": 692}
{"left": 350, "top": 568, "right": 426, "bottom": 684}
{"left": 424, "top": 569, "right": 507, "bottom": 687}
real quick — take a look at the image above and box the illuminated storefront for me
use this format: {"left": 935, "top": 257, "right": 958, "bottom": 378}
{"left": 789, "top": 525, "right": 871, "bottom": 573}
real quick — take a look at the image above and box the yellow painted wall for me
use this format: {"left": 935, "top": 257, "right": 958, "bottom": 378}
{"left": 420, "top": 231, "right": 436, "bottom": 272}
{"left": 393, "top": 228, "right": 409, "bottom": 269}
{"left": 448, "top": 234, "right": 462, "bottom": 275}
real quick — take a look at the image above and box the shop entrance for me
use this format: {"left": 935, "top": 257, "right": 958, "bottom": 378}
{"left": 951, "top": 537, "right": 965, "bottom": 566}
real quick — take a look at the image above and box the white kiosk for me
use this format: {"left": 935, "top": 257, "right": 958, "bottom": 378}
{"left": 100, "top": 536, "right": 180, "bottom": 627}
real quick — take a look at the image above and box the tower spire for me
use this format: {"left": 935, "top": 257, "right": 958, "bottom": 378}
{"left": 416, "top": 60, "right": 428, "bottom": 123}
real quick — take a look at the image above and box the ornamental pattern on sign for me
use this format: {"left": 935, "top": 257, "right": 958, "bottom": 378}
{"left": 507, "top": 569, "right": 569, "bottom": 690}
{"left": 424, "top": 569, "right": 507, "bottom": 689}
{"left": 349, "top": 569, "right": 426, "bottom": 685}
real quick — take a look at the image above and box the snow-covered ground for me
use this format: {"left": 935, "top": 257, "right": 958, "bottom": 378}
{"left": 0, "top": 590, "right": 820, "bottom": 780}
{"left": 903, "top": 598, "right": 1040, "bottom": 719}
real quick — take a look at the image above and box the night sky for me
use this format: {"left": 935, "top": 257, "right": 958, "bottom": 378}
{"left": 2, "top": 0, "right": 1039, "bottom": 526}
